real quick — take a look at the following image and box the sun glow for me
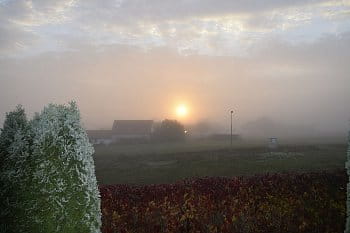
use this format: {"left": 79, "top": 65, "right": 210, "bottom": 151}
{"left": 176, "top": 104, "right": 188, "bottom": 117}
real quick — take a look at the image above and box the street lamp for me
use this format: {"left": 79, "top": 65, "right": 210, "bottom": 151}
{"left": 230, "top": 110, "right": 234, "bottom": 146}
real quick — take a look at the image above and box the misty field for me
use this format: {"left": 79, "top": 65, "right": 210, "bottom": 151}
{"left": 93, "top": 140, "right": 346, "bottom": 185}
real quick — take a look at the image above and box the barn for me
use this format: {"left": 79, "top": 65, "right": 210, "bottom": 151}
{"left": 86, "top": 130, "right": 114, "bottom": 145}
{"left": 112, "top": 120, "right": 154, "bottom": 142}
{"left": 87, "top": 120, "right": 154, "bottom": 145}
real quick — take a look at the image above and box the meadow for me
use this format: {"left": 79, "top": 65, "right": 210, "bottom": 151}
{"left": 93, "top": 139, "right": 347, "bottom": 185}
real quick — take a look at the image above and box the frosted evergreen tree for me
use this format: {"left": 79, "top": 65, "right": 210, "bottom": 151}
{"left": 0, "top": 105, "right": 29, "bottom": 233}
{"left": 22, "top": 102, "right": 101, "bottom": 233}
{"left": 346, "top": 130, "right": 350, "bottom": 233}
{"left": 0, "top": 102, "right": 101, "bottom": 233}
{"left": 0, "top": 105, "right": 27, "bottom": 160}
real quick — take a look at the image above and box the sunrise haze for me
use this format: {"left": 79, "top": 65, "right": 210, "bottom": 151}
{"left": 0, "top": 0, "right": 349, "bottom": 138}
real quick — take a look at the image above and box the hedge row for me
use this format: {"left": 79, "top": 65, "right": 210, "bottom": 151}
{"left": 100, "top": 170, "right": 346, "bottom": 233}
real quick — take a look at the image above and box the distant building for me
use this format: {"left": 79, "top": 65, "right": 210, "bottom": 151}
{"left": 87, "top": 120, "right": 154, "bottom": 145}
{"left": 268, "top": 137, "right": 278, "bottom": 149}
{"left": 112, "top": 120, "right": 154, "bottom": 142}
{"left": 86, "top": 130, "right": 114, "bottom": 145}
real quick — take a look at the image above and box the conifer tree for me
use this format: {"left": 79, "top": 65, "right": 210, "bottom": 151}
{"left": 0, "top": 105, "right": 29, "bottom": 233}
{"left": 23, "top": 102, "right": 101, "bottom": 233}
{"left": 1, "top": 102, "right": 101, "bottom": 233}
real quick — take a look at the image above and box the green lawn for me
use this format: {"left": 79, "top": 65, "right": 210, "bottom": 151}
{"left": 93, "top": 140, "right": 347, "bottom": 185}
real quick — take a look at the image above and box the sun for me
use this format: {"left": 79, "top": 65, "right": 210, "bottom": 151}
{"left": 176, "top": 104, "right": 188, "bottom": 117}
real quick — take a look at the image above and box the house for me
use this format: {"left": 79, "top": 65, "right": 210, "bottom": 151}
{"left": 86, "top": 130, "right": 114, "bottom": 145}
{"left": 268, "top": 137, "right": 278, "bottom": 149}
{"left": 87, "top": 120, "right": 154, "bottom": 145}
{"left": 111, "top": 120, "right": 154, "bottom": 142}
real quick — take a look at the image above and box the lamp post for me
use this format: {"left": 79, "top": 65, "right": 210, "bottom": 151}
{"left": 230, "top": 110, "right": 234, "bottom": 146}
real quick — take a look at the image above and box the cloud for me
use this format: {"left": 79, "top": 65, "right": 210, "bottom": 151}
{"left": 1, "top": 0, "right": 77, "bottom": 26}
{"left": 55, "top": 0, "right": 350, "bottom": 56}
{"left": 1, "top": 0, "right": 349, "bottom": 57}
{"left": 0, "top": 22, "right": 37, "bottom": 55}
{"left": 74, "top": 0, "right": 342, "bottom": 22}
{"left": 0, "top": 0, "right": 78, "bottom": 56}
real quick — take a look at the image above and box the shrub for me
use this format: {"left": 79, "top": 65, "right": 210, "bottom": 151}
{"left": 100, "top": 170, "right": 346, "bottom": 233}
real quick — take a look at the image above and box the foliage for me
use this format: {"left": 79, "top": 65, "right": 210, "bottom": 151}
{"left": 100, "top": 170, "right": 346, "bottom": 233}
{"left": 0, "top": 103, "right": 101, "bottom": 233}
{"left": 0, "top": 105, "right": 27, "bottom": 158}
{"left": 346, "top": 131, "right": 350, "bottom": 233}
{"left": 152, "top": 119, "right": 185, "bottom": 142}
{"left": 0, "top": 105, "right": 29, "bottom": 233}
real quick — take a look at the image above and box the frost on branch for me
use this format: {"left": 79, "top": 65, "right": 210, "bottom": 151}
{"left": 1, "top": 102, "right": 101, "bottom": 233}
{"left": 26, "top": 102, "right": 101, "bottom": 233}
{"left": 0, "top": 105, "right": 27, "bottom": 158}
{"left": 0, "top": 105, "right": 29, "bottom": 233}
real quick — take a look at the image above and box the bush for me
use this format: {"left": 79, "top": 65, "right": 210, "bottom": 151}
{"left": 100, "top": 170, "right": 346, "bottom": 233}
{"left": 0, "top": 102, "right": 101, "bottom": 233}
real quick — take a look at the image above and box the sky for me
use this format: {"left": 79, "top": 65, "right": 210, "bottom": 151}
{"left": 0, "top": 0, "right": 349, "bottom": 137}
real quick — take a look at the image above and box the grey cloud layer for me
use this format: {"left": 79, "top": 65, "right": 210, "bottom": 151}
{"left": 1, "top": 0, "right": 349, "bottom": 56}
{"left": 76, "top": 0, "right": 337, "bottom": 21}
{"left": 0, "top": 0, "right": 76, "bottom": 55}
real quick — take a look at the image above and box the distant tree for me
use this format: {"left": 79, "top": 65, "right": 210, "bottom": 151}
{"left": 346, "top": 130, "right": 350, "bottom": 233}
{"left": 0, "top": 105, "right": 29, "bottom": 233}
{"left": 152, "top": 119, "right": 185, "bottom": 142}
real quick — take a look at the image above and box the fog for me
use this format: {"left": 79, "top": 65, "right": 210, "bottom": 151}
{"left": 1, "top": 0, "right": 349, "bottom": 140}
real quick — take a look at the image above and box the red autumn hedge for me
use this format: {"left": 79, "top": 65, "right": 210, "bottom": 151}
{"left": 100, "top": 170, "right": 346, "bottom": 233}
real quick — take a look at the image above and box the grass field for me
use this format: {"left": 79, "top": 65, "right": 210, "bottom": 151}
{"left": 93, "top": 139, "right": 347, "bottom": 185}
